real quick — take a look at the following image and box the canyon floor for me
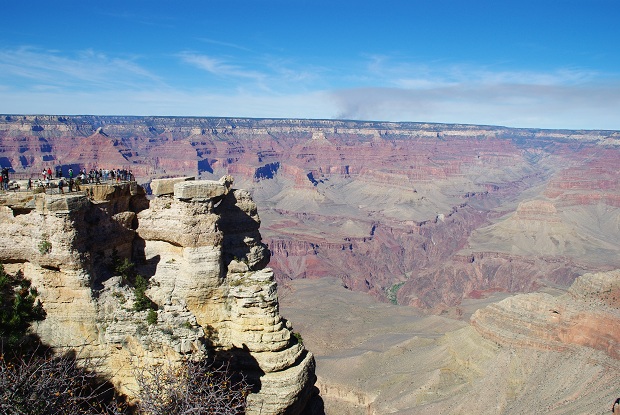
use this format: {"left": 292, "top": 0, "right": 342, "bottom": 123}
{"left": 280, "top": 277, "right": 619, "bottom": 415}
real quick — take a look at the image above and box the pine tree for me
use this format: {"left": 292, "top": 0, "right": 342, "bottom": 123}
{"left": 0, "top": 264, "right": 46, "bottom": 346}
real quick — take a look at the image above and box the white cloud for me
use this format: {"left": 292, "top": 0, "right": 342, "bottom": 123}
{"left": 178, "top": 52, "right": 266, "bottom": 81}
{"left": 363, "top": 56, "right": 600, "bottom": 90}
{"left": 329, "top": 82, "right": 620, "bottom": 129}
{"left": 197, "top": 38, "right": 251, "bottom": 52}
{"left": 0, "top": 46, "right": 164, "bottom": 90}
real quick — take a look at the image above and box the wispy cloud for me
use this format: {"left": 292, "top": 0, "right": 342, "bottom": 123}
{"left": 178, "top": 52, "right": 265, "bottom": 81}
{"left": 0, "top": 46, "right": 165, "bottom": 90}
{"left": 1, "top": 46, "right": 619, "bottom": 129}
{"left": 197, "top": 38, "right": 252, "bottom": 52}
{"left": 176, "top": 51, "right": 329, "bottom": 94}
{"left": 361, "top": 55, "right": 600, "bottom": 90}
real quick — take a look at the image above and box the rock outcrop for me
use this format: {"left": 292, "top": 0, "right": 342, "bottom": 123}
{"left": 0, "top": 178, "right": 316, "bottom": 414}
{"left": 471, "top": 270, "right": 620, "bottom": 359}
{"left": 280, "top": 272, "right": 620, "bottom": 414}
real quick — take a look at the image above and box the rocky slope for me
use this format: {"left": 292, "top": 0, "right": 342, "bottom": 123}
{"left": 2, "top": 115, "right": 620, "bottom": 311}
{"left": 280, "top": 272, "right": 620, "bottom": 414}
{"left": 0, "top": 177, "right": 316, "bottom": 414}
{"left": 472, "top": 270, "right": 620, "bottom": 359}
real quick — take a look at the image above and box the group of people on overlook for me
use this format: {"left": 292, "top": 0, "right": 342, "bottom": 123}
{"left": 0, "top": 166, "right": 135, "bottom": 194}
{"left": 34, "top": 166, "right": 134, "bottom": 194}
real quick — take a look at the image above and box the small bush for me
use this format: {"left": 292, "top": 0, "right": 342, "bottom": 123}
{"left": 38, "top": 235, "right": 52, "bottom": 255}
{"left": 136, "top": 324, "right": 148, "bottom": 336}
{"left": 133, "top": 275, "right": 155, "bottom": 312}
{"left": 0, "top": 348, "right": 128, "bottom": 415}
{"left": 112, "top": 291, "right": 126, "bottom": 304}
{"left": 134, "top": 359, "right": 250, "bottom": 415}
{"left": 109, "top": 250, "right": 137, "bottom": 287}
{"left": 229, "top": 278, "right": 244, "bottom": 287}
{"left": 292, "top": 331, "right": 304, "bottom": 346}
{"left": 146, "top": 309, "right": 157, "bottom": 325}
{"left": 108, "top": 252, "right": 157, "bottom": 314}
{"left": 116, "top": 259, "right": 136, "bottom": 287}
{"left": 0, "top": 265, "right": 46, "bottom": 347}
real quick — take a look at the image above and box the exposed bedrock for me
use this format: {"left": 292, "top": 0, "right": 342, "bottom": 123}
{"left": 279, "top": 276, "right": 620, "bottom": 415}
{"left": 471, "top": 270, "right": 620, "bottom": 359}
{"left": 3, "top": 115, "right": 620, "bottom": 311}
{"left": 0, "top": 178, "right": 317, "bottom": 415}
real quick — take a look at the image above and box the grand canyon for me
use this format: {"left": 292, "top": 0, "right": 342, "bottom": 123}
{"left": 1, "top": 115, "right": 619, "bottom": 414}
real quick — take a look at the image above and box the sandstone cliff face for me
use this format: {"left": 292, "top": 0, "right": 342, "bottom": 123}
{"left": 0, "top": 178, "right": 316, "bottom": 415}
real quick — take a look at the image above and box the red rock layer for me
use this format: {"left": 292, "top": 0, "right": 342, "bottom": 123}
{"left": 2, "top": 116, "right": 620, "bottom": 309}
{"left": 471, "top": 270, "right": 620, "bottom": 359}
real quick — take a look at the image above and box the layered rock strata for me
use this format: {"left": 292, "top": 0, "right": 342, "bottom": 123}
{"left": 0, "top": 178, "right": 316, "bottom": 414}
{"left": 471, "top": 270, "right": 620, "bottom": 359}
{"left": 3, "top": 115, "right": 620, "bottom": 311}
{"left": 280, "top": 272, "right": 620, "bottom": 414}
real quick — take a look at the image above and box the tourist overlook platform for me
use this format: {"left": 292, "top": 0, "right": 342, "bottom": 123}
{"left": 0, "top": 180, "right": 141, "bottom": 214}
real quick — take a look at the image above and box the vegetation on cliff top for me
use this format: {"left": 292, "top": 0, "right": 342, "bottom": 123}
{"left": 0, "top": 264, "right": 45, "bottom": 347}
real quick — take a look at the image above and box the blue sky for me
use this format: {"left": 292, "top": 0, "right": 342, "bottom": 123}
{"left": 1, "top": 0, "right": 619, "bottom": 129}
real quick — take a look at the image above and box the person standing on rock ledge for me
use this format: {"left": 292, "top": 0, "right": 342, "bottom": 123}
{"left": 613, "top": 397, "right": 620, "bottom": 414}
{"left": 1, "top": 167, "right": 9, "bottom": 191}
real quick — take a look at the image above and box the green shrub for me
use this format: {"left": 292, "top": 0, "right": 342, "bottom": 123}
{"left": 292, "top": 331, "right": 303, "bottom": 346}
{"left": 146, "top": 309, "right": 158, "bottom": 325}
{"left": 0, "top": 264, "right": 46, "bottom": 347}
{"left": 38, "top": 234, "right": 52, "bottom": 255}
{"left": 387, "top": 282, "right": 405, "bottom": 305}
{"left": 133, "top": 274, "right": 155, "bottom": 312}
{"left": 112, "top": 291, "right": 126, "bottom": 304}
{"left": 108, "top": 252, "right": 157, "bottom": 313}
{"left": 229, "top": 278, "right": 244, "bottom": 287}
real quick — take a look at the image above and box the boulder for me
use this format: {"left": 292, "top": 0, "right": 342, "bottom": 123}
{"left": 174, "top": 179, "right": 228, "bottom": 202}
{"left": 151, "top": 176, "right": 195, "bottom": 196}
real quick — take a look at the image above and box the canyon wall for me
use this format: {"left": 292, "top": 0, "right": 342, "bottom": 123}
{"left": 0, "top": 177, "right": 316, "bottom": 415}
{"left": 2, "top": 115, "right": 620, "bottom": 311}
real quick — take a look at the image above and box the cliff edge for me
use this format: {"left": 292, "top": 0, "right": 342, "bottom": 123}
{"left": 0, "top": 177, "right": 316, "bottom": 414}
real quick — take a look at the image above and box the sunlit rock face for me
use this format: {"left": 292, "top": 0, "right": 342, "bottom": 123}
{"left": 0, "top": 178, "right": 316, "bottom": 415}
{"left": 279, "top": 272, "right": 620, "bottom": 415}
{"left": 2, "top": 115, "right": 620, "bottom": 311}
{"left": 471, "top": 270, "right": 620, "bottom": 359}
